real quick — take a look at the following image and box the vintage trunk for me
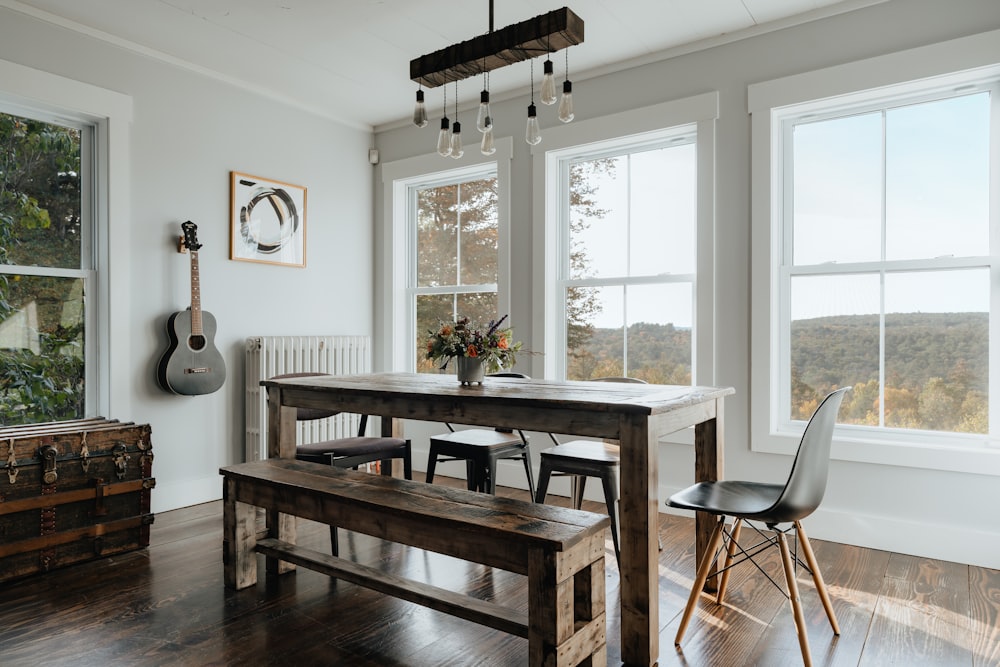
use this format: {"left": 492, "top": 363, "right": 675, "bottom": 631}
{"left": 0, "top": 418, "right": 154, "bottom": 583}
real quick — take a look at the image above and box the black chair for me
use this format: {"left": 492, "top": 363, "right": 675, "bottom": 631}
{"left": 668, "top": 387, "right": 850, "bottom": 667}
{"left": 534, "top": 377, "right": 647, "bottom": 566}
{"left": 425, "top": 372, "right": 535, "bottom": 498}
{"left": 272, "top": 372, "right": 413, "bottom": 554}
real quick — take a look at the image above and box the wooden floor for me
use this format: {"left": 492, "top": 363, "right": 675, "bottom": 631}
{"left": 1, "top": 479, "right": 998, "bottom": 667}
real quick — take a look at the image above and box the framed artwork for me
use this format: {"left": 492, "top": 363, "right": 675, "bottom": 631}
{"left": 230, "top": 171, "right": 307, "bottom": 267}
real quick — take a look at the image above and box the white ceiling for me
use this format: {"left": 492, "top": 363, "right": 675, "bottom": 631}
{"left": 3, "top": 0, "right": 878, "bottom": 129}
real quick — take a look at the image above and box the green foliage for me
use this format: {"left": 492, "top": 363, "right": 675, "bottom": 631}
{"left": 568, "top": 322, "right": 691, "bottom": 383}
{"left": 1, "top": 111, "right": 85, "bottom": 425}
{"left": 791, "top": 313, "right": 988, "bottom": 433}
{"left": 425, "top": 315, "right": 522, "bottom": 374}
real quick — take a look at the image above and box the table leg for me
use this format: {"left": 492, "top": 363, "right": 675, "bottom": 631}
{"left": 618, "top": 414, "right": 659, "bottom": 667}
{"left": 265, "top": 385, "right": 297, "bottom": 574}
{"left": 694, "top": 399, "right": 725, "bottom": 592}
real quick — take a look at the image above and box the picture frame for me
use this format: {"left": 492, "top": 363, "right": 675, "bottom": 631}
{"left": 230, "top": 171, "right": 307, "bottom": 267}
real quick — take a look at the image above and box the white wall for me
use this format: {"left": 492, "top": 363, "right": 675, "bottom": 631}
{"left": 0, "top": 8, "right": 374, "bottom": 513}
{"left": 373, "top": 0, "right": 1000, "bottom": 569}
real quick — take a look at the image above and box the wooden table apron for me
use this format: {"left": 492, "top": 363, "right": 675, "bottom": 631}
{"left": 262, "top": 372, "right": 733, "bottom": 667}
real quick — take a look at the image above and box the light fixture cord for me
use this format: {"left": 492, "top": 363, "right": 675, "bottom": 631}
{"left": 530, "top": 58, "right": 535, "bottom": 104}
{"left": 565, "top": 49, "right": 570, "bottom": 81}
{"left": 454, "top": 80, "right": 459, "bottom": 119}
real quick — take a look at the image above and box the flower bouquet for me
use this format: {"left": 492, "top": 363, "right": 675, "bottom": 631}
{"left": 426, "top": 315, "right": 522, "bottom": 377}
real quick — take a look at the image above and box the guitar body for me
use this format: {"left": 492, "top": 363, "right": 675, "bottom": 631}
{"left": 157, "top": 221, "right": 226, "bottom": 396}
{"left": 157, "top": 308, "right": 226, "bottom": 395}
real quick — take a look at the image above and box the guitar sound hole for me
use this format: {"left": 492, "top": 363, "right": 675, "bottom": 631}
{"left": 188, "top": 335, "right": 207, "bottom": 351}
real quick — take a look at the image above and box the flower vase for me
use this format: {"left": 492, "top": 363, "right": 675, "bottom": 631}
{"left": 456, "top": 357, "right": 485, "bottom": 385}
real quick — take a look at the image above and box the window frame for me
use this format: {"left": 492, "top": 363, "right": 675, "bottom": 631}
{"left": 0, "top": 58, "right": 132, "bottom": 420}
{"left": 749, "top": 29, "right": 1000, "bottom": 475}
{"left": 380, "top": 137, "right": 512, "bottom": 372}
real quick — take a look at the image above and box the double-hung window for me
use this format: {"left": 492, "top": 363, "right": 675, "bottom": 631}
{"left": 0, "top": 106, "right": 94, "bottom": 424}
{"left": 750, "top": 34, "right": 1000, "bottom": 472}
{"left": 380, "top": 137, "right": 512, "bottom": 373}
{"left": 535, "top": 94, "right": 718, "bottom": 389}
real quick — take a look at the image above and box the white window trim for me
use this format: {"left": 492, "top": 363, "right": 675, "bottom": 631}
{"left": 531, "top": 92, "right": 718, "bottom": 445}
{"left": 379, "top": 136, "right": 513, "bottom": 372}
{"left": 748, "top": 29, "right": 1000, "bottom": 476}
{"left": 0, "top": 58, "right": 132, "bottom": 419}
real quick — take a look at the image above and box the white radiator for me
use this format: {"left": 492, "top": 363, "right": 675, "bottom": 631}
{"left": 244, "top": 335, "right": 372, "bottom": 463}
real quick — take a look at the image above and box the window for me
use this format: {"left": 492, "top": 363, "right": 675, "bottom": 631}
{"left": 750, "top": 32, "right": 1000, "bottom": 473}
{"left": 556, "top": 136, "right": 696, "bottom": 381}
{"left": 534, "top": 93, "right": 718, "bottom": 388}
{"left": 0, "top": 108, "right": 94, "bottom": 424}
{"left": 412, "top": 170, "right": 499, "bottom": 372}
{"left": 380, "top": 138, "right": 512, "bottom": 373}
{"left": 0, "top": 58, "right": 132, "bottom": 425}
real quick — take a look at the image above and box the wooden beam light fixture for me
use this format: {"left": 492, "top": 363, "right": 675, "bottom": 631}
{"left": 410, "top": 2, "right": 584, "bottom": 156}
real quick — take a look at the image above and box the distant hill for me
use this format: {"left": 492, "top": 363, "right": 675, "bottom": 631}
{"left": 791, "top": 312, "right": 987, "bottom": 393}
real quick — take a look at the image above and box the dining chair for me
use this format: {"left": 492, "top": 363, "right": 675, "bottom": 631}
{"left": 668, "top": 386, "right": 850, "bottom": 667}
{"left": 425, "top": 372, "right": 535, "bottom": 498}
{"left": 270, "top": 372, "right": 413, "bottom": 554}
{"left": 534, "top": 376, "right": 647, "bottom": 566}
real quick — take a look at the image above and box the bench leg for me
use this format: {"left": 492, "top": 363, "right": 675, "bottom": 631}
{"left": 527, "top": 533, "right": 607, "bottom": 667}
{"left": 223, "top": 477, "right": 257, "bottom": 590}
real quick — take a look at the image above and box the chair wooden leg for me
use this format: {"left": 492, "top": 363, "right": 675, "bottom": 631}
{"left": 716, "top": 518, "right": 743, "bottom": 604}
{"left": 795, "top": 521, "right": 840, "bottom": 635}
{"left": 777, "top": 531, "right": 813, "bottom": 667}
{"left": 675, "top": 515, "right": 726, "bottom": 646}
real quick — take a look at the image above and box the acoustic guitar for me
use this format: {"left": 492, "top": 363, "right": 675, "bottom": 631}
{"left": 156, "top": 221, "right": 227, "bottom": 395}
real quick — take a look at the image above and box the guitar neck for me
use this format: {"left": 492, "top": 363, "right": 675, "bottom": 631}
{"left": 190, "top": 249, "right": 203, "bottom": 336}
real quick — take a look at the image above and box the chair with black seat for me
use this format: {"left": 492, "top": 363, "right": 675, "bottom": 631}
{"left": 534, "top": 376, "right": 647, "bottom": 566}
{"left": 271, "top": 372, "right": 413, "bottom": 554}
{"left": 425, "top": 372, "right": 535, "bottom": 498}
{"left": 669, "top": 386, "right": 850, "bottom": 667}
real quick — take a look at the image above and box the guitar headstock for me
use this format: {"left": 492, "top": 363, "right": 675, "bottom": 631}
{"left": 180, "top": 221, "right": 203, "bottom": 252}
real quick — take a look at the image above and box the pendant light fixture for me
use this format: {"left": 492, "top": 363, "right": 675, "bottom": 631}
{"left": 526, "top": 59, "right": 541, "bottom": 146}
{"left": 436, "top": 86, "right": 452, "bottom": 157}
{"left": 408, "top": 2, "right": 584, "bottom": 156}
{"left": 412, "top": 88, "right": 428, "bottom": 128}
{"left": 450, "top": 81, "right": 464, "bottom": 159}
{"left": 558, "top": 50, "right": 574, "bottom": 123}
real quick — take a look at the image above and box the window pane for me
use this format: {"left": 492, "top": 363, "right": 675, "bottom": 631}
{"left": 885, "top": 93, "right": 990, "bottom": 261}
{"left": 458, "top": 178, "right": 498, "bottom": 285}
{"left": 566, "top": 286, "right": 623, "bottom": 380}
{"left": 790, "top": 274, "right": 880, "bottom": 423}
{"left": 0, "top": 274, "right": 85, "bottom": 423}
{"left": 416, "top": 184, "right": 457, "bottom": 287}
{"left": 884, "top": 270, "right": 988, "bottom": 432}
{"left": 630, "top": 144, "right": 696, "bottom": 275}
{"left": 626, "top": 283, "right": 692, "bottom": 384}
{"left": 415, "top": 291, "right": 498, "bottom": 374}
{"left": 793, "top": 112, "right": 882, "bottom": 265}
{"left": 569, "top": 157, "right": 626, "bottom": 279}
{"left": 0, "top": 113, "right": 82, "bottom": 269}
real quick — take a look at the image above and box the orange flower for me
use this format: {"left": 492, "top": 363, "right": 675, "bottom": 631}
{"left": 440, "top": 325, "right": 452, "bottom": 336}
{"left": 498, "top": 336, "right": 508, "bottom": 349}
{"left": 466, "top": 344, "right": 478, "bottom": 357}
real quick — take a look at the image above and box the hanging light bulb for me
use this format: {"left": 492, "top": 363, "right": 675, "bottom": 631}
{"left": 437, "top": 117, "right": 452, "bottom": 156}
{"left": 558, "top": 80, "right": 574, "bottom": 123}
{"left": 526, "top": 60, "right": 542, "bottom": 145}
{"left": 559, "top": 51, "right": 575, "bottom": 123}
{"left": 436, "top": 86, "right": 451, "bottom": 156}
{"left": 450, "top": 120, "right": 464, "bottom": 159}
{"left": 540, "top": 58, "right": 557, "bottom": 105}
{"left": 526, "top": 104, "right": 541, "bottom": 145}
{"left": 412, "top": 89, "right": 428, "bottom": 128}
{"left": 476, "top": 90, "right": 493, "bottom": 133}
{"left": 480, "top": 125, "right": 496, "bottom": 155}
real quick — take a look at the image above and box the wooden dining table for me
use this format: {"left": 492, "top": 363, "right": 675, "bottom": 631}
{"left": 262, "top": 371, "right": 734, "bottom": 667}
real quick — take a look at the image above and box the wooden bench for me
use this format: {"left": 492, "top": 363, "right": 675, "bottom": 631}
{"left": 220, "top": 458, "right": 610, "bottom": 667}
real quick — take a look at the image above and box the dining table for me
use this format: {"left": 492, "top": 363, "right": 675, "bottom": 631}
{"left": 261, "top": 371, "right": 734, "bottom": 667}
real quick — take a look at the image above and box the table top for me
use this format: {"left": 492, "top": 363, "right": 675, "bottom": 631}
{"left": 262, "top": 371, "right": 733, "bottom": 417}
